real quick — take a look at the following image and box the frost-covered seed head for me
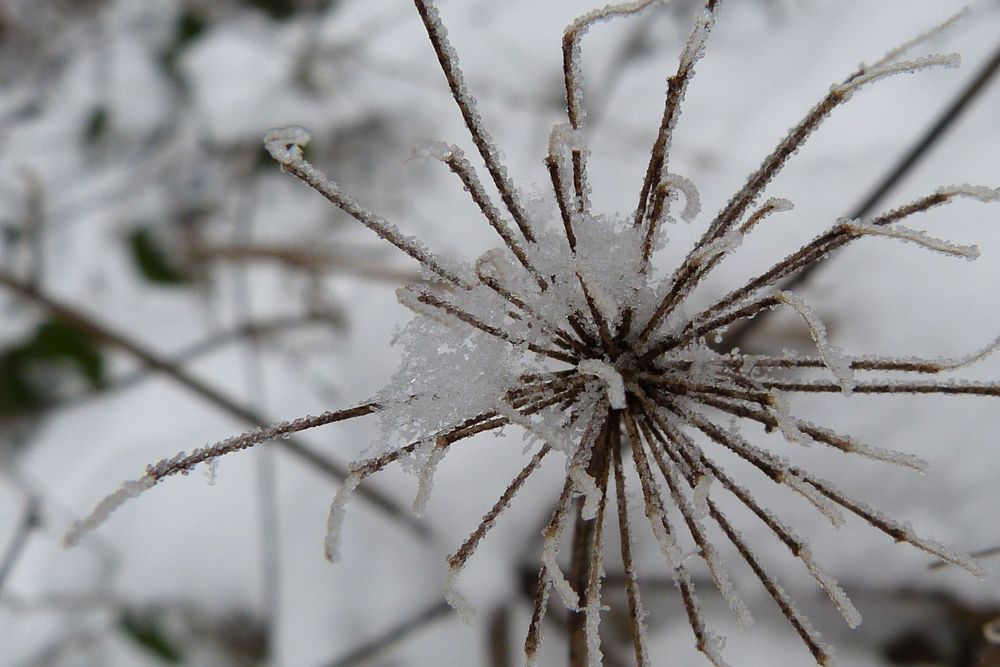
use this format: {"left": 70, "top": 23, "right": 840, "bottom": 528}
{"left": 68, "top": 3, "right": 1000, "bottom": 666}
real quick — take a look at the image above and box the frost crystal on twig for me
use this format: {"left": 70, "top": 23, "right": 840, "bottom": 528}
{"left": 70, "top": 2, "right": 1000, "bottom": 664}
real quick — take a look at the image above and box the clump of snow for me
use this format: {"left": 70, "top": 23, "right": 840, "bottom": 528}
{"left": 945, "top": 184, "right": 1000, "bottom": 202}
{"left": 263, "top": 125, "right": 312, "bottom": 164}
{"left": 692, "top": 474, "right": 713, "bottom": 520}
{"left": 376, "top": 313, "right": 519, "bottom": 466}
{"left": 701, "top": 630, "right": 733, "bottom": 667}
{"left": 577, "top": 359, "right": 627, "bottom": 409}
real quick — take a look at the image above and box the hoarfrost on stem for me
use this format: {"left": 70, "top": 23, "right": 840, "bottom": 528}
{"left": 69, "top": 2, "right": 1000, "bottom": 665}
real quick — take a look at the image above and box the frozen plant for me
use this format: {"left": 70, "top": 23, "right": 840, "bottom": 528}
{"left": 69, "top": 1, "right": 1000, "bottom": 665}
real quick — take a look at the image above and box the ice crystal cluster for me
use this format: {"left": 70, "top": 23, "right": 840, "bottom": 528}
{"left": 69, "top": 1, "right": 1000, "bottom": 664}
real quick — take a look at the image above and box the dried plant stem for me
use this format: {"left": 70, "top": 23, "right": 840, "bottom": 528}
{"left": 7, "top": 313, "right": 335, "bottom": 419}
{"left": 612, "top": 425, "right": 651, "bottom": 667}
{"left": 0, "top": 270, "right": 422, "bottom": 537}
{"left": 567, "top": 501, "right": 597, "bottom": 666}
{"left": 323, "top": 599, "right": 453, "bottom": 667}
{"left": 191, "top": 242, "right": 423, "bottom": 283}
{"left": 0, "top": 494, "right": 40, "bottom": 594}
{"left": 725, "top": 41, "right": 1000, "bottom": 344}
{"left": 413, "top": 0, "right": 534, "bottom": 242}
{"left": 66, "top": 4, "right": 1000, "bottom": 665}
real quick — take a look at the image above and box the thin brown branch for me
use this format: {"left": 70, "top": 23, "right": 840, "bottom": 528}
{"left": 475, "top": 264, "right": 587, "bottom": 356}
{"left": 641, "top": 294, "right": 781, "bottom": 361}
{"left": 190, "top": 241, "right": 423, "bottom": 283}
{"left": 351, "top": 376, "right": 584, "bottom": 482}
{"left": 525, "top": 477, "right": 576, "bottom": 662}
{"left": 546, "top": 152, "right": 577, "bottom": 252}
{"left": 622, "top": 405, "right": 727, "bottom": 664}
{"left": 575, "top": 273, "right": 616, "bottom": 356}
{"left": 566, "top": 414, "right": 611, "bottom": 666}
{"left": 760, "top": 379, "right": 1000, "bottom": 397}
{"left": 437, "top": 144, "right": 545, "bottom": 285}
{"left": 414, "top": 289, "right": 579, "bottom": 364}
{"left": 448, "top": 445, "right": 551, "bottom": 571}
{"left": 265, "top": 132, "right": 471, "bottom": 288}
{"left": 698, "top": 188, "right": 973, "bottom": 331}
{"left": 0, "top": 270, "right": 423, "bottom": 537}
{"left": 761, "top": 40, "right": 1000, "bottom": 306}
{"left": 413, "top": 0, "right": 535, "bottom": 242}
{"left": 612, "top": 416, "right": 651, "bottom": 667}
{"left": 708, "top": 499, "right": 833, "bottom": 665}
{"left": 633, "top": 1, "right": 718, "bottom": 231}
{"left": 323, "top": 599, "right": 453, "bottom": 667}
{"left": 581, "top": 431, "right": 612, "bottom": 666}
{"left": 693, "top": 390, "right": 928, "bottom": 470}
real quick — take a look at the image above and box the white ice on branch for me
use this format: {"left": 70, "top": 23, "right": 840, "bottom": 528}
{"left": 833, "top": 53, "right": 961, "bottom": 100}
{"left": 577, "top": 359, "right": 627, "bottom": 409}
{"left": 65, "top": 3, "right": 1000, "bottom": 666}
{"left": 64, "top": 477, "right": 155, "bottom": 547}
{"left": 324, "top": 474, "right": 360, "bottom": 562}
{"left": 658, "top": 173, "right": 702, "bottom": 223}
{"left": 843, "top": 219, "right": 980, "bottom": 259}
{"left": 263, "top": 125, "right": 311, "bottom": 164}
{"left": 776, "top": 291, "right": 856, "bottom": 395}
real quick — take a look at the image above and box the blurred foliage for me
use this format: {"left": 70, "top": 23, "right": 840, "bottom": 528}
{"left": 1, "top": 222, "right": 21, "bottom": 246}
{"left": 175, "top": 9, "right": 208, "bottom": 49}
{"left": 128, "top": 227, "right": 192, "bottom": 286}
{"left": 880, "top": 592, "right": 1000, "bottom": 667}
{"left": 82, "top": 106, "right": 111, "bottom": 146}
{"left": 119, "top": 608, "right": 185, "bottom": 664}
{"left": 241, "top": 0, "right": 297, "bottom": 21}
{"left": 159, "top": 8, "right": 209, "bottom": 87}
{"left": 0, "top": 319, "right": 105, "bottom": 416}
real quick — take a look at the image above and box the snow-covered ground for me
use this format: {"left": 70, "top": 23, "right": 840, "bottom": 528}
{"left": 1, "top": 1, "right": 999, "bottom": 665}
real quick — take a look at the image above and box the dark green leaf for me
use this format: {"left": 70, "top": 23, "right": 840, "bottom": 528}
{"left": 129, "top": 227, "right": 191, "bottom": 286}
{"left": 120, "top": 609, "right": 185, "bottom": 664}
{"left": 241, "top": 0, "right": 296, "bottom": 21}
{"left": 32, "top": 321, "right": 104, "bottom": 385}
{"left": 1, "top": 222, "right": 20, "bottom": 245}
{"left": 83, "top": 107, "right": 110, "bottom": 146}
{"left": 176, "top": 10, "right": 208, "bottom": 48}
{"left": 158, "top": 10, "right": 210, "bottom": 88}
{"left": 0, "top": 320, "right": 105, "bottom": 415}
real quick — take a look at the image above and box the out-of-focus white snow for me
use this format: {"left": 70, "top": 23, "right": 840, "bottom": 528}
{"left": 2, "top": 1, "right": 999, "bottom": 665}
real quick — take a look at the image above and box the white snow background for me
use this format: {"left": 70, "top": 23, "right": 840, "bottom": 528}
{"left": 1, "top": 0, "right": 999, "bottom": 665}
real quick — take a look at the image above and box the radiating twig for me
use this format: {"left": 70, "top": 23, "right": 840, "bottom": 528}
{"left": 0, "top": 270, "right": 422, "bottom": 538}
{"left": 724, "top": 40, "right": 1000, "bottom": 350}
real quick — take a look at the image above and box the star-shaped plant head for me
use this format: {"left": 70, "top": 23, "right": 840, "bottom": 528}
{"left": 68, "top": 1, "right": 1000, "bottom": 664}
